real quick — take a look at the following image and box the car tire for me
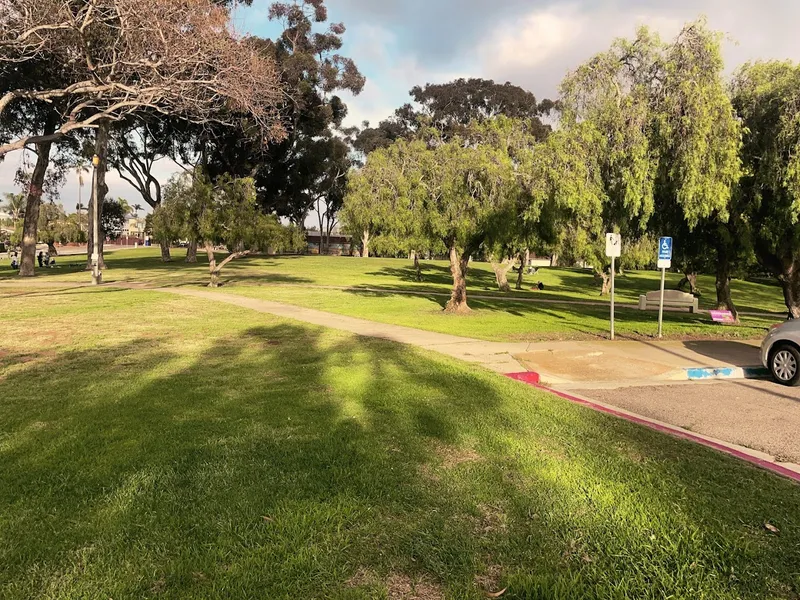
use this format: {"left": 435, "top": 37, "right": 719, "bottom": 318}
{"left": 769, "top": 343, "right": 800, "bottom": 386}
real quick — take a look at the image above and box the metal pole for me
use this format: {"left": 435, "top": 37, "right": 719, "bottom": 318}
{"left": 657, "top": 267, "right": 666, "bottom": 338}
{"left": 91, "top": 155, "right": 102, "bottom": 285}
{"left": 610, "top": 257, "right": 615, "bottom": 340}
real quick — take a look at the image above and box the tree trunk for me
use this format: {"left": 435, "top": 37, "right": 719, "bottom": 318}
{"left": 413, "top": 252, "right": 422, "bottom": 282}
{"left": 550, "top": 254, "right": 558, "bottom": 268}
{"left": 516, "top": 249, "right": 529, "bottom": 290}
{"left": 598, "top": 270, "right": 612, "bottom": 296}
{"left": 160, "top": 240, "right": 172, "bottom": 262}
{"left": 779, "top": 261, "right": 800, "bottom": 319}
{"left": 715, "top": 257, "right": 739, "bottom": 322}
{"left": 185, "top": 240, "right": 197, "bottom": 263}
{"left": 490, "top": 256, "right": 515, "bottom": 292}
{"left": 361, "top": 229, "right": 370, "bottom": 258}
{"left": 678, "top": 272, "right": 699, "bottom": 296}
{"left": 205, "top": 242, "right": 220, "bottom": 288}
{"left": 19, "top": 131, "right": 55, "bottom": 277}
{"left": 445, "top": 246, "right": 471, "bottom": 313}
{"left": 47, "top": 242, "right": 57, "bottom": 255}
{"left": 86, "top": 122, "right": 110, "bottom": 271}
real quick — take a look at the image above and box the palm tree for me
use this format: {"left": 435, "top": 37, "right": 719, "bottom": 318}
{"left": 132, "top": 203, "right": 143, "bottom": 217}
{"left": 1, "top": 192, "right": 25, "bottom": 223}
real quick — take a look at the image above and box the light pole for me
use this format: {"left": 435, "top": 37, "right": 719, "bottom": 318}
{"left": 91, "top": 154, "right": 102, "bottom": 285}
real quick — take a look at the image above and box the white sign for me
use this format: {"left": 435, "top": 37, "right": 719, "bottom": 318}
{"left": 605, "top": 233, "right": 621, "bottom": 258}
{"left": 657, "top": 259, "right": 671, "bottom": 269}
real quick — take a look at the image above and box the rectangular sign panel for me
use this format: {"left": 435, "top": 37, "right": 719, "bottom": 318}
{"left": 606, "top": 233, "right": 622, "bottom": 258}
{"left": 658, "top": 237, "right": 673, "bottom": 261}
{"left": 710, "top": 310, "right": 736, "bottom": 324}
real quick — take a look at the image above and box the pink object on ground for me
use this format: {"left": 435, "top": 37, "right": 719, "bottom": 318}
{"left": 506, "top": 372, "right": 541, "bottom": 385}
{"left": 506, "top": 374, "right": 800, "bottom": 484}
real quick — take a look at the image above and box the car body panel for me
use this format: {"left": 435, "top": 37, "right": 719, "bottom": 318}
{"left": 761, "top": 320, "right": 800, "bottom": 367}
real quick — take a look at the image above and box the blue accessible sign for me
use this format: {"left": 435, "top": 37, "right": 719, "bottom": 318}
{"left": 658, "top": 237, "right": 673, "bottom": 261}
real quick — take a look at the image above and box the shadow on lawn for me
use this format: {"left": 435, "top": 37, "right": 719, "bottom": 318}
{"left": 340, "top": 287, "right": 771, "bottom": 341}
{"left": 1, "top": 319, "right": 798, "bottom": 598}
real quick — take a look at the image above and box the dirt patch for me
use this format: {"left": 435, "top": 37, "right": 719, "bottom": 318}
{"left": 433, "top": 442, "right": 482, "bottom": 469}
{"left": 346, "top": 568, "right": 378, "bottom": 588}
{"left": 476, "top": 504, "right": 508, "bottom": 534}
{"left": 474, "top": 564, "right": 504, "bottom": 595}
{"left": 347, "top": 570, "right": 444, "bottom": 600}
{"left": 386, "top": 573, "right": 444, "bottom": 600}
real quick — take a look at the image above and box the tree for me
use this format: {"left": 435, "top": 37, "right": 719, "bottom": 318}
{"left": 196, "top": 0, "right": 364, "bottom": 226}
{"left": 555, "top": 21, "right": 741, "bottom": 302}
{"left": 0, "top": 0, "right": 285, "bottom": 156}
{"left": 733, "top": 61, "right": 800, "bottom": 318}
{"left": 344, "top": 132, "right": 516, "bottom": 312}
{"left": 153, "top": 173, "right": 296, "bottom": 287}
{"left": 649, "top": 21, "right": 742, "bottom": 318}
{"left": 353, "top": 79, "right": 554, "bottom": 155}
{"left": 1, "top": 192, "right": 25, "bottom": 223}
{"left": 1, "top": 0, "right": 286, "bottom": 275}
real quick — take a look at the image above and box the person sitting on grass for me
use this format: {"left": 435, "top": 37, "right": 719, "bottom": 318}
{"left": 10, "top": 252, "right": 19, "bottom": 270}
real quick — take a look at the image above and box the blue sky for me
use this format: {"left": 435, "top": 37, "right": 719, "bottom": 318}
{"left": 5, "top": 0, "right": 800, "bottom": 214}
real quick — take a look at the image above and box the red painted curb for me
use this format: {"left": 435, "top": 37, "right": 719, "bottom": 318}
{"left": 506, "top": 375, "right": 800, "bottom": 484}
{"left": 507, "top": 372, "right": 541, "bottom": 385}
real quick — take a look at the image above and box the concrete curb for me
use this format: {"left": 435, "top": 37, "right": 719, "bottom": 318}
{"left": 663, "top": 366, "right": 770, "bottom": 382}
{"left": 505, "top": 374, "right": 800, "bottom": 484}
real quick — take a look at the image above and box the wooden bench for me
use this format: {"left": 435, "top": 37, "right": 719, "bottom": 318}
{"left": 638, "top": 290, "right": 699, "bottom": 313}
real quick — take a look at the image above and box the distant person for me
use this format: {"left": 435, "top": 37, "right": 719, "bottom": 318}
{"left": 10, "top": 252, "right": 19, "bottom": 270}
{"left": 37, "top": 251, "right": 44, "bottom": 268}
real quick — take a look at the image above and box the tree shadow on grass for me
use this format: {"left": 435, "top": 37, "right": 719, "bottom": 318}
{"left": 340, "top": 287, "right": 772, "bottom": 342}
{"left": 1, "top": 320, "right": 798, "bottom": 599}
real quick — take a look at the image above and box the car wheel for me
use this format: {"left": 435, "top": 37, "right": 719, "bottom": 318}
{"left": 770, "top": 343, "right": 800, "bottom": 386}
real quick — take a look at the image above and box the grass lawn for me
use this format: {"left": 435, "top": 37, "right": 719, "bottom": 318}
{"left": 0, "top": 249, "right": 785, "bottom": 342}
{"left": 0, "top": 286, "right": 798, "bottom": 599}
{"left": 0, "top": 248, "right": 788, "bottom": 313}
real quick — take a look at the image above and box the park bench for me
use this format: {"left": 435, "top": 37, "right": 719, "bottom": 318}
{"left": 638, "top": 290, "right": 699, "bottom": 313}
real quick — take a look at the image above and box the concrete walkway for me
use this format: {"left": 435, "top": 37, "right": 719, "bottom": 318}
{"left": 161, "top": 287, "right": 532, "bottom": 374}
{"left": 514, "top": 339, "right": 765, "bottom": 387}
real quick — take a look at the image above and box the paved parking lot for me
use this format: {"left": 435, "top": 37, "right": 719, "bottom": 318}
{"left": 578, "top": 379, "right": 800, "bottom": 465}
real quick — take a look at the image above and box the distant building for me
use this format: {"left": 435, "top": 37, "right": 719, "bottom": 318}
{"left": 306, "top": 230, "right": 352, "bottom": 256}
{"left": 108, "top": 215, "right": 147, "bottom": 245}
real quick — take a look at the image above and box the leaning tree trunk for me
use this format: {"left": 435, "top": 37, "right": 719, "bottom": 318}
{"left": 715, "top": 256, "right": 739, "bottom": 322}
{"left": 160, "top": 240, "right": 172, "bottom": 262}
{"left": 490, "top": 256, "right": 516, "bottom": 293}
{"left": 597, "top": 269, "right": 612, "bottom": 296}
{"left": 516, "top": 249, "right": 529, "bottom": 290}
{"left": 204, "top": 241, "right": 247, "bottom": 288}
{"left": 361, "top": 229, "right": 370, "bottom": 258}
{"left": 778, "top": 260, "right": 800, "bottom": 319}
{"left": 86, "top": 122, "right": 110, "bottom": 271}
{"left": 19, "top": 128, "right": 55, "bottom": 277}
{"left": 47, "top": 242, "right": 58, "bottom": 255}
{"left": 445, "top": 246, "right": 471, "bottom": 313}
{"left": 185, "top": 240, "right": 198, "bottom": 263}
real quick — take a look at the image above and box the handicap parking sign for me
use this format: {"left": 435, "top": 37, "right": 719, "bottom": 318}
{"left": 658, "top": 237, "right": 673, "bottom": 261}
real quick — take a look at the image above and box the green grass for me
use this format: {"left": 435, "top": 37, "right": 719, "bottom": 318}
{"left": 1, "top": 286, "right": 798, "bottom": 599}
{"left": 0, "top": 249, "right": 786, "bottom": 341}
{"left": 0, "top": 248, "right": 788, "bottom": 313}
{"left": 214, "top": 285, "right": 777, "bottom": 342}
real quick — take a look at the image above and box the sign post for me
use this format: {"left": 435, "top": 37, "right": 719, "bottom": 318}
{"left": 605, "top": 233, "right": 622, "bottom": 340}
{"left": 657, "top": 237, "right": 673, "bottom": 338}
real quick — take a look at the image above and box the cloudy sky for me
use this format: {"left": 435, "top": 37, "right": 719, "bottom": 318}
{"left": 4, "top": 0, "right": 800, "bottom": 215}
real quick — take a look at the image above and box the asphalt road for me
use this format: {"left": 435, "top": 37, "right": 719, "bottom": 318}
{"left": 579, "top": 379, "right": 800, "bottom": 465}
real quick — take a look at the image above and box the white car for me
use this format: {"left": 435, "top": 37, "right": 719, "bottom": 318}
{"left": 761, "top": 320, "right": 800, "bottom": 386}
